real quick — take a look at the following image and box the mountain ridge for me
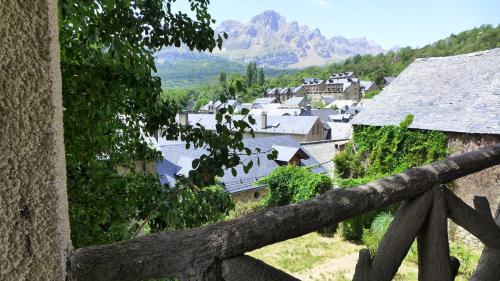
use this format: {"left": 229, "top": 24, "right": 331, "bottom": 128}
{"left": 211, "top": 10, "right": 384, "bottom": 68}
{"left": 155, "top": 10, "right": 384, "bottom": 70}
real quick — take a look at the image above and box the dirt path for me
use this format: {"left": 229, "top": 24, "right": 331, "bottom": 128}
{"left": 293, "top": 252, "right": 359, "bottom": 281}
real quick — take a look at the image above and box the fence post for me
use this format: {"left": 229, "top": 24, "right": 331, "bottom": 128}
{"left": 470, "top": 203, "right": 500, "bottom": 281}
{"left": 417, "top": 186, "right": 453, "bottom": 280}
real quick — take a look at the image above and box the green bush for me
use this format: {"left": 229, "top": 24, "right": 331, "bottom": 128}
{"left": 148, "top": 181, "right": 235, "bottom": 232}
{"left": 226, "top": 199, "right": 267, "bottom": 220}
{"left": 258, "top": 165, "right": 331, "bottom": 207}
{"left": 340, "top": 211, "right": 378, "bottom": 241}
{"left": 362, "top": 212, "right": 394, "bottom": 255}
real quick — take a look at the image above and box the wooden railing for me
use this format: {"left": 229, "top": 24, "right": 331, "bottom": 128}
{"left": 68, "top": 144, "right": 500, "bottom": 281}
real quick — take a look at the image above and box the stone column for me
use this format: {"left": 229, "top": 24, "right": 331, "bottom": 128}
{"left": 0, "top": 0, "right": 71, "bottom": 280}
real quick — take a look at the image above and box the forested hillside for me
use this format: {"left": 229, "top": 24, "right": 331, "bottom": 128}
{"left": 266, "top": 24, "right": 500, "bottom": 87}
{"left": 161, "top": 24, "right": 499, "bottom": 110}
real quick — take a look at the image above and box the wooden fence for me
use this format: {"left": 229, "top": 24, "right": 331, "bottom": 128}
{"left": 68, "top": 144, "right": 500, "bottom": 281}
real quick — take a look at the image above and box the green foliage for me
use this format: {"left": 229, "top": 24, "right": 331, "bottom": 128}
{"left": 60, "top": 0, "right": 265, "bottom": 248}
{"left": 334, "top": 119, "right": 447, "bottom": 180}
{"left": 340, "top": 211, "right": 379, "bottom": 242}
{"left": 149, "top": 180, "right": 235, "bottom": 232}
{"left": 225, "top": 199, "right": 267, "bottom": 220}
{"left": 363, "top": 89, "right": 381, "bottom": 99}
{"left": 334, "top": 116, "right": 447, "bottom": 241}
{"left": 362, "top": 212, "right": 394, "bottom": 255}
{"left": 258, "top": 165, "right": 331, "bottom": 207}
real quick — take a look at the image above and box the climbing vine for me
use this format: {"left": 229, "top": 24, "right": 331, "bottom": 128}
{"left": 333, "top": 115, "right": 448, "bottom": 240}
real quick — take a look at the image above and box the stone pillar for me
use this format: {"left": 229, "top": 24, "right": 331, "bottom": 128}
{"left": 0, "top": 0, "right": 71, "bottom": 280}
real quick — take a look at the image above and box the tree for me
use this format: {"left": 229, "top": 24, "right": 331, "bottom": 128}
{"left": 257, "top": 67, "right": 265, "bottom": 86}
{"left": 60, "top": 0, "right": 260, "bottom": 248}
{"left": 245, "top": 62, "right": 257, "bottom": 86}
{"left": 219, "top": 71, "right": 227, "bottom": 90}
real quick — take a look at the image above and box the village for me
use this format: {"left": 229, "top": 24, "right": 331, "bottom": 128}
{"left": 2, "top": 1, "right": 499, "bottom": 280}
{"left": 150, "top": 71, "right": 395, "bottom": 201}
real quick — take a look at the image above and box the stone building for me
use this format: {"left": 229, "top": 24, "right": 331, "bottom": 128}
{"left": 186, "top": 112, "right": 327, "bottom": 143}
{"left": 301, "top": 78, "right": 326, "bottom": 94}
{"left": 303, "top": 72, "right": 362, "bottom": 102}
{"left": 352, "top": 48, "right": 500, "bottom": 246}
{"left": 156, "top": 136, "right": 325, "bottom": 202}
{"left": 263, "top": 86, "right": 307, "bottom": 103}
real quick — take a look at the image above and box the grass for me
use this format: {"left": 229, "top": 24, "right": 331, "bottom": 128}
{"left": 248, "top": 232, "right": 363, "bottom": 274}
{"left": 247, "top": 231, "right": 481, "bottom": 281}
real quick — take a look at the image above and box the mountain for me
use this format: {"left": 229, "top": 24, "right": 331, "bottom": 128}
{"left": 210, "top": 11, "right": 384, "bottom": 68}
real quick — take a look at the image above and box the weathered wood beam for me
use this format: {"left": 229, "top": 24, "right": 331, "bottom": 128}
{"left": 366, "top": 189, "right": 434, "bottom": 281}
{"left": 445, "top": 190, "right": 500, "bottom": 248}
{"left": 418, "top": 186, "right": 452, "bottom": 281}
{"left": 470, "top": 205, "right": 500, "bottom": 281}
{"left": 352, "top": 249, "right": 371, "bottom": 281}
{"left": 220, "top": 255, "right": 299, "bottom": 281}
{"left": 68, "top": 144, "right": 500, "bottom": 281}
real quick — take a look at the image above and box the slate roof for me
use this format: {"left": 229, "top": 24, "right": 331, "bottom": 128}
{"left": 322, "top": 97, "right": 336, "bottom": 105}
{"left": 283, "top": 96, "right": 305, "bottom": 106}
{"left": 272, "top": 145, "right": 310, "bottom": 162}
{"left": 249, "top": 108, "right": 302, "bottom": 116}
{"left": 156, "top": 136, "right": 325, "bottom": 194}
{"left": 302, "top": 108, "right": 338, "bottom": 123}
{"left": 325, "top": 78, "right": 359, "bottom": 91}
{"left": 352, "top": 48, "right": 500, "bottom": 135}
{"left": 383, "top": 76, "right": 396, "bottom": 85}
{"left": 360, "top": 80, "right": 375, "bottom": 90}
{"left": 188, "top": 113, "right": 321, "bottom": 135}
{"left": 254, "top": 97, "right": 278, "bottom": 104}
{"left": 302, "top": 78, "right": 324, "bottom": 85}
{"left": 330, "top": 72, "right": 357, "bottom": 79}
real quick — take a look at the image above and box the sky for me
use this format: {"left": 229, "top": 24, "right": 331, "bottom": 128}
{"left": 174, "top": 0, "right": 500, "bottom": 49}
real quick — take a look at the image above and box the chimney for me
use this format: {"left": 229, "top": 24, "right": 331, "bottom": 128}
{"left": 261, "top": 111, "right": 267, "bottom": 129}
{"left": 177, "top": 110, "right": 188, "bottom": 126}
{"left": 305, "top": 104, "right": 312, "bottom": 115}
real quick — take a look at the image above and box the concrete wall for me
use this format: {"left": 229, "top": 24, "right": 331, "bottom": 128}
{"left": 0, "top": 0, "right": 70, "bottom": 279}
{"left": 447, "top": 133, "right": 500, "bottom": 247}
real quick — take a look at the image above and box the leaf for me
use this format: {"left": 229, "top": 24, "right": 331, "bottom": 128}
{"left": 192, "top": 159, "right": 200, "bottom": 169}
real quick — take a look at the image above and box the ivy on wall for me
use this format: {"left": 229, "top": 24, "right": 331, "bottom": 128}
{"left": 334, "top": 115, "right": 448, "bottom": 187}
{"left": 333, "top": 115, "right": 448, "bottom": 240}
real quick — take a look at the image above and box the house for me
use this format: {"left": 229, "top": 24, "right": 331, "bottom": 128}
{"left": 199, "top": 99, "right": 241, "bottom": 113}
{"left": 351, "top": 48, "right": 500, "bottom": 243}
{"left": 300, "top": 107, "right": 338, "bottom": 123}
{"left": 185, "top": 112, "right": 327, "bottom": 142}
{"left": 301, "top": 78, "right": 325, "bottom": 94}
{"left": 249, "top": 108, "right": 302, "bottom": 116}
{"left": 383, "top": 76, "right": 396, "bottom": 86}
{"left": 321, "top": 96, "right": 336, "bottom": 105}
{"left": 263, "top": 86, "right": 307, "bottom": 103}
{"left": 326, "top": 99, "right": 357, "bottom": 110}
{"left": 253, "top": 97, "right": 280, "bottom": 106}
{"left": 360, "top": 80, "right": 380, "bottom": 94}
{"left": 156, "top": 136, "right": 326, "bottom": 202}
{"left": 282, "top": 96, "right": 308, "bottom": 108}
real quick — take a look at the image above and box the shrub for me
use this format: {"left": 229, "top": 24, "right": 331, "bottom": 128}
{"left": 148, "top": 181, "right": 235, "bottom": 232}
{"left": 258, "top": 165, "right": 331, "bottom": 207}
{"left": 225, "top": 200, "right": 267, "bottom": 220}
{"left": 362, "top": 212, "right": 394, "bottom": 255}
